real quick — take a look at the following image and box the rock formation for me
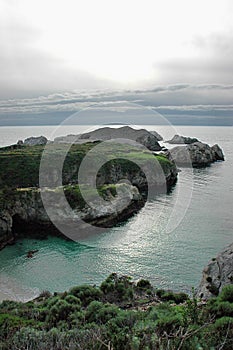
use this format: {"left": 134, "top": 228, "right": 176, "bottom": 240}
{"left": 54, "top": 126, "right": 162, "bottom": 151}
{"left": 23, "top": 136, "right": 48, "bottom": 146}
{"left": 0, "top": 184, "right": 144, "bottom": 250}
{"left": 197, "top": 242, "right": 233, "bottom": 299}
{"left": 166, "top": 134, "right": 199, "bottom": 144}
{"left": 148, "top": 130, "right": 163, "bottom": 141}
{"left": 166, "top": 142, "right": 224, "bottom": 167}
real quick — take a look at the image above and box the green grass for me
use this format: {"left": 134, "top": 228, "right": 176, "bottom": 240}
{"left": 0, "top": 143, "right": 175, "bottom": 189}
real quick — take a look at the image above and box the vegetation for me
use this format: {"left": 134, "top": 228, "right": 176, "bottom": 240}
{"left": 0, "top": 274, "right": 232, "bottom": 349}
{"left": 64, "top": 184, "right": 118, "bottom": 209}
{"left": 0, "top": 143, "right": 175, "bottom": 189}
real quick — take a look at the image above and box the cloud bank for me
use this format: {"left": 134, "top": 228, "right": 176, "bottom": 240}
{"left": 0, "top": 84, "right": 233, "bottom": 126}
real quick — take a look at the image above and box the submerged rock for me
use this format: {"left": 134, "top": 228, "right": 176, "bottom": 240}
{"left": 166, "top": 134, "right": 199, "bottom": 144}
{"left": 27, "top": 250, "right": 39, "bottom": 258}
{"left": 197, "top": 242, "right": 233, "bottom": 299}
{"left": 167, "top": 141, "right": 224, "bottom": 167}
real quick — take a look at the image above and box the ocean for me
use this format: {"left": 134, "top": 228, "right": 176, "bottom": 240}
{"left": 0, "top": 125, "right": 232, "bottom": 301}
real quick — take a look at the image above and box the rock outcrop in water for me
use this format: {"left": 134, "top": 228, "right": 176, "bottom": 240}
{"left": 197, "top": 242, "right": 233, "bottom": 299}
{"left": 166, "top": 142, "right": 224, "bottom": 167}
{"left": 166, "top": 134, "right": 199, "bottom": 144}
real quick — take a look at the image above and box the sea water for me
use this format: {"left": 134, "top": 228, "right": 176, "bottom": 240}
{"left": 0, "top": 125, "right": 232, "bottom": 301}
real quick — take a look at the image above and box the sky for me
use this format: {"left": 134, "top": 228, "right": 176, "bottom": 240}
{"left": 0, "top": 0, "right": 233, "bottom": 125}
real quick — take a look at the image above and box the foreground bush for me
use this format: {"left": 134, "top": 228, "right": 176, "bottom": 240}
{"left": 0, "top": 274, "right": 232, "bottom": 349}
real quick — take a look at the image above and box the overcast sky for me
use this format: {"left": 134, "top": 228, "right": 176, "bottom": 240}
{"left": 0, "top": 0, "right": 233, "bottom": 125}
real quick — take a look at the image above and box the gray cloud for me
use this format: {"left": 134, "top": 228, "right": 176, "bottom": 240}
{"left": 156, "top": 32, "right": 233, "bottom": 85}
{"left": 0, "top": 84, "right": 233, "bottom": 126}
{"left": 0, "top": 16, "right": 114, "bottom": 99}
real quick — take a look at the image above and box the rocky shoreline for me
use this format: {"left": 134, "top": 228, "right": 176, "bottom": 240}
{"left": 0, "top": 184, "right": 145, "bottom": 250}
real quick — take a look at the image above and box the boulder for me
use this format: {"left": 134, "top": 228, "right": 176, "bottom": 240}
{"left": 149, "top": 130, "right": 163, "bottom": 141}
{"left": 166, "top": 134, "right": 199, "bottom": 144}
{"left": 79, "top": 126, "right": 162, "bottom": 151}
{"left": 23, "top": 136, "right": 47, "bottom": 146}
{"left": 211, "top": 144, "right": 225, "bottom": 161}
{"left": 196, "top": 242, "right": 233, "bottom": 299}
{"left": 167, "top": 141, "right": 224, "bottom": 167}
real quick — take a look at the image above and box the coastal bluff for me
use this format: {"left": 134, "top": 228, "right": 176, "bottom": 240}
{"left": 197, "top": 242, "right": 233, "bottom": 299}
{"left": 0, "top": 184, "right": 144, "bottom": 250}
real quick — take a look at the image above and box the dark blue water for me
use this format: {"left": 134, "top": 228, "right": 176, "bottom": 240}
{"left": 0, "top": 126, "right": 232, "bottom": 301}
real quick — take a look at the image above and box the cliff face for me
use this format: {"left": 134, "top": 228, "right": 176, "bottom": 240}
{"left": 197, "top": 242, "right": 233, "bottom": 299}
{"left": 96, "top": 157, "right": 177, "bottom": 193}
{"left": 0, "top": 184, "right": 144, "bottom": 249}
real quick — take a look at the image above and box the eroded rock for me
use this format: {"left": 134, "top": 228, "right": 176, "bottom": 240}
{"left": 196, "top": 242, "right": 233, "bottom": 299}
{"left": 23, "top": 136, "right": 47, "bottom": 146}
{"left": 167, "top": 142, "right": 224, "bottom": 167}
{"left": 166, "top": 134, "right": 199, "bottom": 144}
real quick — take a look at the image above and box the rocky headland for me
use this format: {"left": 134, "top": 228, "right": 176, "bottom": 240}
{"left": 0, "top": 127, "right": 178, "bottom": 249}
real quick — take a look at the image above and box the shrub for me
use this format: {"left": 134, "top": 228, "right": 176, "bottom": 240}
{"left": 156, "top": 289, "right": 188, "bottom": 304}
{"left": 69, "top": 285, "right": 103, "bottom": 306}
{"left": 0, "top": 314, "right": 33, "bottom": 341}
{"left": 136, "top": 279, "right": 152, "bottom": 290}
{"left": 100, "top": 274, "right": 134, "bottom": 303}
{"left": 39, "top": 290, "right": 52, "bottom": 299}
{"left": 64, "top": 295, "right": 81, "bottom": 306}
{"left": 219, "top": 285, "right": 233, "bottom": 303}
{"left": 86, "top": 301, "right": 120, "bottom": 324}
{"left": 156, "top": 314, "right": 183, "bottom": 333}
{"left": 46, "top": 299, "right": 80, "bottom": 326}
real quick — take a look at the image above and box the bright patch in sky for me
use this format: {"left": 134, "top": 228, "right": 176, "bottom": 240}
{"left": 2, "top": 0, "right": 231, "bottom": 84}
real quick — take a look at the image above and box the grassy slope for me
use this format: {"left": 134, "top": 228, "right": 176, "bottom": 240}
{"left": 0, "top": 143, "right": 174, "bottom": 189}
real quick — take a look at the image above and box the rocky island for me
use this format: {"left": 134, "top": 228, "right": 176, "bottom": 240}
{"left": 166, "top": 134, "right": 199, "bottom": 144}
{"left": 167, "top": 140, "right": 224, "bottom": 167}
{"left": 0, "top": 127, "right": 178, "bottom": 249}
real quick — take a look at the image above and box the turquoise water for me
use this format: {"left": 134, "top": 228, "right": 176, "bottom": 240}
{"left": 0, "top": 126, "right": 232, "bottom": 301}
